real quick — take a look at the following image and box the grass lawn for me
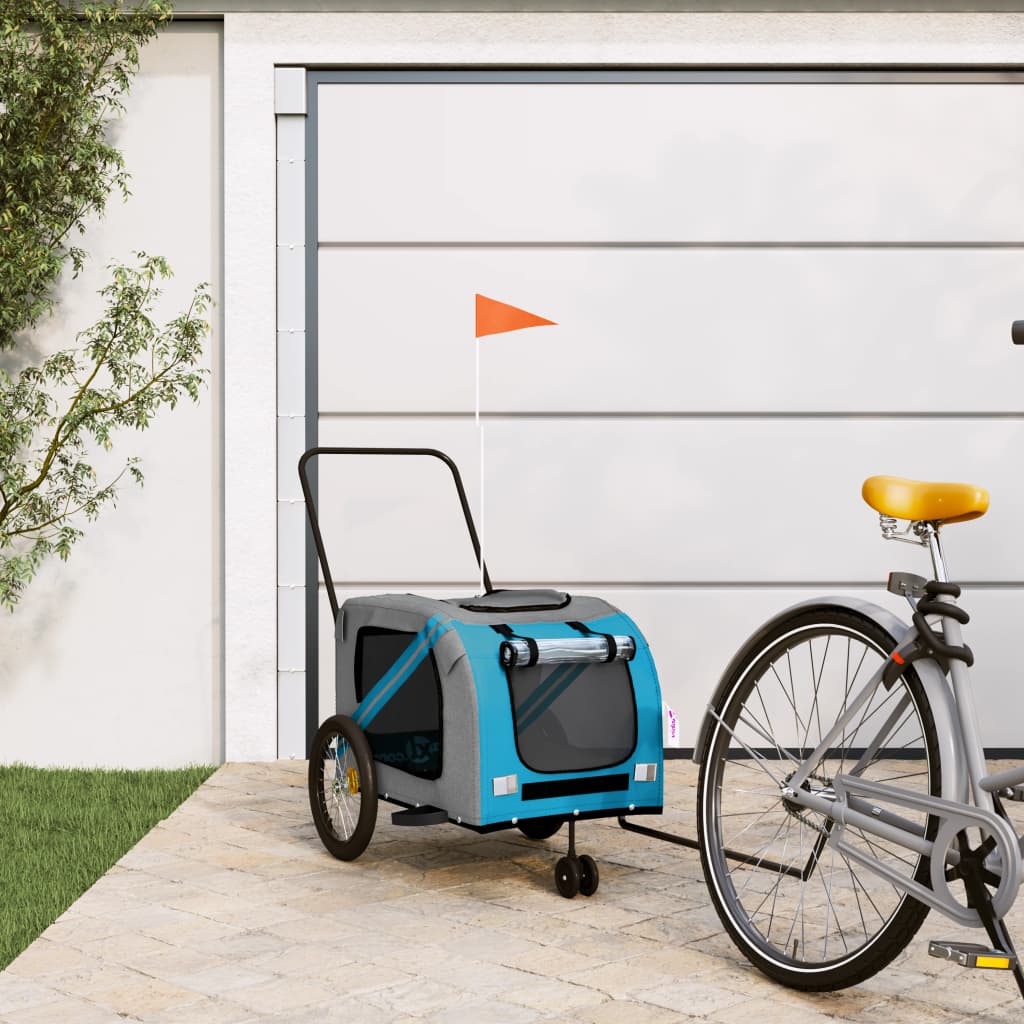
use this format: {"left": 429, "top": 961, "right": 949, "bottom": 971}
{"left": 0, "top": 763, "right": 216, "bottom": 971}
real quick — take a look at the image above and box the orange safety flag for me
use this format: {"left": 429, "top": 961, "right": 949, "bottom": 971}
{"left": 475, "top": 294, "right": 556, "bottom": 338}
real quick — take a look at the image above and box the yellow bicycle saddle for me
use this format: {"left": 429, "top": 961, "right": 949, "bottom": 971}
{"left": 862, "top": 475, "right": 989, "bottom": 525}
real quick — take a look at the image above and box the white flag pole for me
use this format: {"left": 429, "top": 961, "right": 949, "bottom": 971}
{"left": 475, "top": 335, "right": 485, "bottom": 595}
{"left": 479, "top": 422, "right": 485, "bottom": 597}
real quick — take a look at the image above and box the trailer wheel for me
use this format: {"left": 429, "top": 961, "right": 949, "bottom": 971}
{"left": 578, "top": 855, "right": 599, "bottom": 897}
{"left": 308, "top": 715, "right": 378, "bottom": 861}
{"left": 554, "top": 855, "right": 580, "bottom": 898}
{"left": 518, "top": 817, "right": 563, "bottom": 841}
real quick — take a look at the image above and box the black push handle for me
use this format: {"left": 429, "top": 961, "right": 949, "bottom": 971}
{"left": 1013, "top": 321, "right": 1024, "bottom": 345}
{"left": 297, "top": 446, "right": 493, "bottom": 621}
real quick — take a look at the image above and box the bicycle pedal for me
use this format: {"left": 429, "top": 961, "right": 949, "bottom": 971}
{"left": 929, "top": 940, "right": 1017, "bottom": 970}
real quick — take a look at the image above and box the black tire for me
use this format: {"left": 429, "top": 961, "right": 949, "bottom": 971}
{"left": 697, "top": 608, "right": 941, "bottom": 991}
{"left": 578, "top": 854, "right": 599, "bottom": 897}
{"left": 555, "top": 855, "right": 580, "bottom": 898}
{"left": 518, "top": 817, "right": 564, "bottom": 841}
{"left": 308, "top": 715, "right": 378, "bottom": 861}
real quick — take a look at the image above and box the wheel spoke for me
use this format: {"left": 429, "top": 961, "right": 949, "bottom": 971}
{"left": 810, "top": 635, "right": 830, "bottom": 752}
{"left": 764, "top": 816, "right": 796, "bottom": 942}
{"left": 729, "top": 805, "right": 795, "bottom": 873}
{"left": 769, "top": 659, "right": 810, "bottom": 741}
{"left": 839, "top": 640, "right": 871, "bottom": 774}
{"left": 708, "top": 707, "right": 786, "bottom": 785}
{"left": 734, "top": 709, "right": 803, "bottom": 769}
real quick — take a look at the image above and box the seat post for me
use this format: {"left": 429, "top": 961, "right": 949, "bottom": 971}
{"left": 923, "top": 524, "right": 949, "bottom": 583}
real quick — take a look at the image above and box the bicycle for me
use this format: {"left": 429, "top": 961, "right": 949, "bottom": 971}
{"left": 693, "top": 473, "right": 1024, "bottom": 1002}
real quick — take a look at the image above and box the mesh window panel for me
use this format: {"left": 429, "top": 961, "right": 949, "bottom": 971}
{"left": 356, "top": 628, "right": 442, "bottom": 780}
{"left": 507, "top": 660, "right": 637, "bottom": 773}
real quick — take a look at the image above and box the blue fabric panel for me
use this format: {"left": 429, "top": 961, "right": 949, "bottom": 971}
{"left": 451, "top": 612, "right": 665, "bottom": 826}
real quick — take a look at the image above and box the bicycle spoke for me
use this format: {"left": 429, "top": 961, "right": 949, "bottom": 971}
{"left": 843, "top": 847, "right": 890, "bottom": 928}
{"left": 846, "top": 823, "right": 920, "bottom": 875}
{"left": 790, "top": 816, "right": 807, "bottom": 961}
{"left": 812, "top": 635, "right": 830, "bottom": 752}
{"left": 719, "top": 807, "right": 787, "bottom": 818}
{"left": 761, "top": 817, "right": 797, "bottom": 943}
{"left": 870, "top": 768, "right": 929, "bottom": 784}
{"left": 844, "top": 679, "right": 905, "bottom": 760}
{"left": 726, "top": 758, "right": 788, "bottom": 776}
{"left": 709, "top": 707, "right": 787, "bottom": 785}
{"left": 839, "top": 641, "right": 871, "bottom": 773}
{"left": 735, "top": 709, "right": 803, "bottom": 768}
{"left": 785, "top": 650, "right": 802, "bottom": 749}
{"left": 769, "top": 658, "right": 810, "bottom": 742}
{"left": 733, "top": 815, "right": 799, "bottom": 892}
{"left": 754, "top": 684, "right": 796, "bottom": 767}
{"left": 853, "top": 698, "right": 918, "bottom": 762}
{"left": 722, "top": 797, "right": 787, "bottom": 849}
{"left": 844, "top": 849, "right": 871, "bottom": 942}
{"left": 802, "top": 638, "right": 823, "bottom": 752}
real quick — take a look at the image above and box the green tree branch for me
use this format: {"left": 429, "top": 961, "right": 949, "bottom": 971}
{"left": 0, "top": 256, "right": 210, "bottom": 609}
{"left": 0, "top": 0, "right": 210, "bottom": 610}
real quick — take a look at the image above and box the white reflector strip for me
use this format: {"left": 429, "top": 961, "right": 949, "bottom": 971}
{"left": 492, "top": 774, "right": 518, "bottom": 796}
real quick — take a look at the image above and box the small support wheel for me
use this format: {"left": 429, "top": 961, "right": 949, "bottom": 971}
{"left": 554, "top": 855, "right": 580, "bottom": 898}
{"left": 578, "top": 854, "right": 599, "bottom": 897}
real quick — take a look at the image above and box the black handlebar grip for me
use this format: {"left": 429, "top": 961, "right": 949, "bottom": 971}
{"left": 1013, "top": 321, "right": 1024, "bottom": 345}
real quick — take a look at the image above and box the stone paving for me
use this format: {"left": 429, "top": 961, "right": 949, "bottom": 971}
{"left": 1, "top": 759, "right": 1022, "bottom": 1023}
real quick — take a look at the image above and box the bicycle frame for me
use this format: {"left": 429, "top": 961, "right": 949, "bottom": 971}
{"left": 736, "top": 526, "right": 1024, "bottom": 927}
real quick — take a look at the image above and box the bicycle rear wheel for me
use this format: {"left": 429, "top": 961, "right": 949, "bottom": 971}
{"left": 697, "top": 607, "right": 940, "bottom": 991}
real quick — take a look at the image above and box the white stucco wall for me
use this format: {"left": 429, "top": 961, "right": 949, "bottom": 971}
{"left": 0, "top": 23, "right": 223, "bottom": 768}
{"left": 225, "top": 11, "right": 1024, "bottom": 762}
{"left": 9, "top": 13, "right": 1023, "bottom": 769}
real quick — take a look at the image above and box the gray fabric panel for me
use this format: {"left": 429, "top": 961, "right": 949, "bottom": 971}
{"left": 335, "top": 599, "right": 434, "bottom": 714}
{"left": 335, "top": 595, "right": 482, "bottom": 823}
{"left": 429, "top": 627, "right": 481, "bottom": 824}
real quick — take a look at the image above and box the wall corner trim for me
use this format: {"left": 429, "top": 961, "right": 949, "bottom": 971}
{"left": 275, "top": 67, "right": 307, "bottom": 115}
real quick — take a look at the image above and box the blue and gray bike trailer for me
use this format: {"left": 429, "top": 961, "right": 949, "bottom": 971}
{"left": 299, "top": 446, "right": 664, "bottom": 898}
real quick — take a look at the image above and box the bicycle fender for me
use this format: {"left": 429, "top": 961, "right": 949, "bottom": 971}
{"left": 692, "top": 596, "right": 966, "bottom": 804}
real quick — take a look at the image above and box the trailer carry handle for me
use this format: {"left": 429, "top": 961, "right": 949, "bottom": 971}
{"left": 298, "top": 446, "right": 493, "bottom": 621}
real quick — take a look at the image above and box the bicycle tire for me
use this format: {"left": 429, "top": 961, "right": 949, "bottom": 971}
{"left": 308, "top": 714, "right": 378, "bottom": 861}
{"left": 697, "top": 607, "right": 941, "bottom": 991}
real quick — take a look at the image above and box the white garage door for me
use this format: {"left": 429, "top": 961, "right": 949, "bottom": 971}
{"left": 300, "top": 70, "right": 1024, "bottom": 756}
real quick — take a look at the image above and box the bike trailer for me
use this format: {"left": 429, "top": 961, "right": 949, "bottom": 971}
{"left": 337, "top": 587, "right": 664, "bottom": 830}
{"left": 299, "top": 446, "right": 664, "bottom": 898}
